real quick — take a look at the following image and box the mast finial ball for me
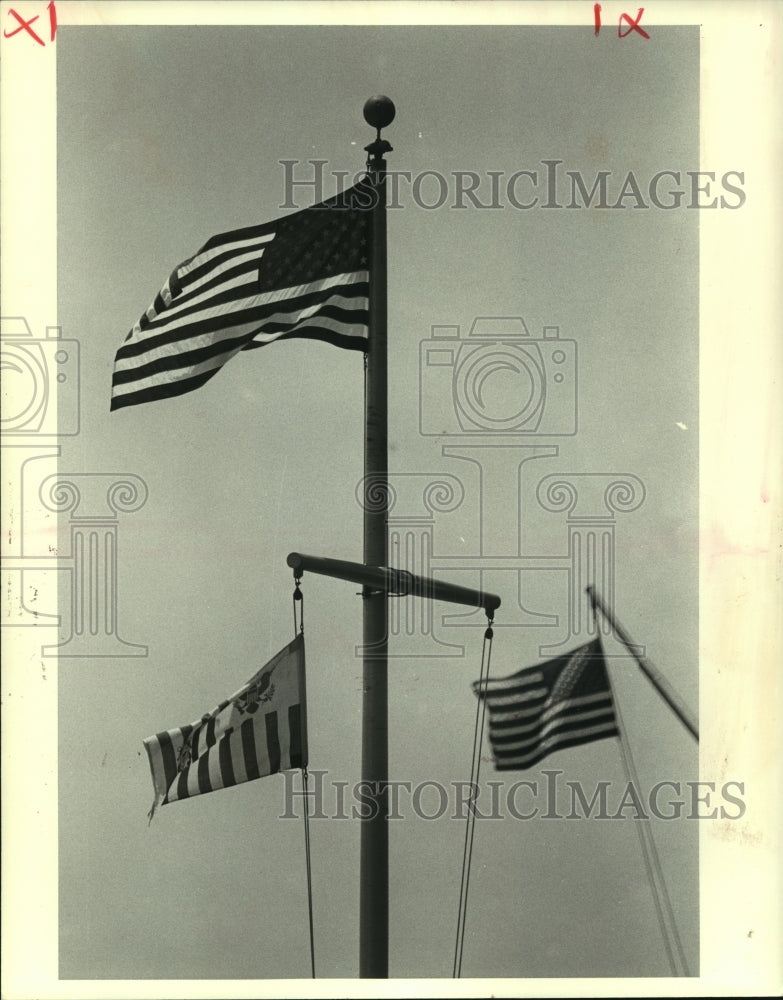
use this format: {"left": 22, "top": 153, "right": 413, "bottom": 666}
{"left": 363, "top": 96, "right": 396, "bottom": 131}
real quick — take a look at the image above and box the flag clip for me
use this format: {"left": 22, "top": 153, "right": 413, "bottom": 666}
{"left": 293, "top": 575, "right": 304, "bottom": 635}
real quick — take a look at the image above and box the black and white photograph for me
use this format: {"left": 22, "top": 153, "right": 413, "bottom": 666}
{"left": 1, "top": 1, "right": 780, "bottom": 996}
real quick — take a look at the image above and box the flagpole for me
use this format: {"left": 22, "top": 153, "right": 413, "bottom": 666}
{"left": 586, "top": 586, "right": 699, "bottom": 742}
{"left": 360, "top": 95, "right": 395, "bottom": 979}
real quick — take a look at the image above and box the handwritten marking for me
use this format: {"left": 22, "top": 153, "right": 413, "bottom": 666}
{"left": 594, "top": 3, "right": 650, "bottom": 39}
{"left": 618, "top": 7, "right": 650, "bottom": 39}
{"left": 3, "top": 2, "right": 56, "bottom": 46}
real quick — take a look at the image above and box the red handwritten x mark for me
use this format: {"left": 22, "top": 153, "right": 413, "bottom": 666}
{"left": 4, "top": 8, "right": 44, "bottom": 45}
{"left": 4, "top": 3, "right": 56, "bottom": 45}
{"left": 618, "top": 7, "right": 650, "bottom": 39}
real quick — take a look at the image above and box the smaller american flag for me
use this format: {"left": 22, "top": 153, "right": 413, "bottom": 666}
{"left": 111, "top": 182, "right": 373, "bottom": 411}
{"left": 143, "top": 635, "right": 307, "bottom": 822}
{"left": 474, "top": 639, "right": 618, "bottom": 771}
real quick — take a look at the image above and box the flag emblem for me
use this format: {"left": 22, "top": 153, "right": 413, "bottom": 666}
{"left": 143, "top": 635, "right": 307, "bottom": 821}
{"left": 473, "top": 639, "right": 618, "bottom": 771}
{"left": 112, "top": 182, "right": 373, "bottom": 411}
{"left": 234, "top": 670, "right": 275, "bottom": 714}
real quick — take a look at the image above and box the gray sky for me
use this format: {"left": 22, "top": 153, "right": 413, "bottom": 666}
{"left": 50, "top": 20, "right": 704, "bottom": 982}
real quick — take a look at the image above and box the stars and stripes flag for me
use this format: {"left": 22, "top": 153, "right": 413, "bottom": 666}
{"left": 473, "top": 639, "right": 619, "bottom": 771}
{"left": 111, "top": 182, "right": 374, "bottom": 411}
{"left": 143, "top": 635, "right": 307, "bottom": 822}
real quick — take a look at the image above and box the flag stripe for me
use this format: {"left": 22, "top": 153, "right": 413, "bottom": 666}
{"left": 207, "top": 740, "right": 223, "bottom": 793}
{"left": 144, "top": 252, "right": 277, "bottom": 328}
{"left": 289, "top": 704, "right": 303, "bottom": 768}
{"left": 187, "top": 758, "right": 202, "bottom": 798}
{"left": 144, "top": 738, "right": 169, "bottom": 800}
{"left": 218, "top": 730, "right": 236, "bottom": 789}
{"left": 113, "top": 295, "right": 368, "bottom": 384}
{"left": 181, "top": 225, "right": 278, "bottom": 281}
{"left": 480, "top": 687, "right": 548, "bottom": 709}
{"left": 155, "top": 731, "right": 179, "bottom": 792}
{"left": 475, "top": 670, "right": 545, "bottom": 692}
{"left": 112, "top": 370, "right": 218, "bottom": 411}
{"left": 174, "top": 763, "right": 190, "bottom": 802}
{"left": 111, "top": 319, "right": 368, "bottom": 410}
{"left": 116, "top": 297, "right": 369, "bottom": 382}
{"left": 494, "top": 724, "right": 621, "bottom": 764}
{"left": 111, "top": 300, "right": 369, "bottom": 409}
{"left": 190, "top": 724, "right": 203, "bottom": 761}
{"left": 179, "top": 240, "right": 275, "bottom": 297}
{"left": 204, "top": 716, "right": 218, "bottom": 752}
{"left": 162, "top": 729, "right": 188, "bottom": 792}
{"left": 115, "top": 273, "right": 368, "bottom": 363}
{"left": 488, "top": 690, "right": 614, "bottom": 724}
{"left": 265, "top": 713, "right": 281, "bottom": 774}
{"left": 230, "top": 727, "right": 248, "bottom": 786}
{"left": 242, "top": 717, "right": 260, "bottom": 782}
{"left": 490, "top": 699, "right": 617, "bottom": 743}
{"left": 491, "top": 705, "right": 619, "bottom": 752}
{"left": 197, "top": 750, "right": 211, "bottom": 796}
{"left": 494, "top": 722, "right": 620, "bottom": 770}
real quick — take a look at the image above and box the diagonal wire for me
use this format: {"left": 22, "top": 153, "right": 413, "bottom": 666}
{"left": 612, "top": 684, "right": 690, "bottom": 976}
{"left": 453, "top": 622, "right": 494, "bottom": 977}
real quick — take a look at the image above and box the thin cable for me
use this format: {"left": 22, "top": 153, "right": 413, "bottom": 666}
{"left": 457, "top": 625, "right": 493, "bottom": 978}
{"left": 301, "top": 766, "right": 316, "bottom": 978}
{"left": 453, "top": 620, "right": 494, "bottom": 978}
{"left": 453, "top": 640, "right": 487, "bottom": 975}
{"left": 612, "top": 687, "right": 690, "bottom": 976}
{"left": 588, "top": 598, "right": 689, "bottom": 975}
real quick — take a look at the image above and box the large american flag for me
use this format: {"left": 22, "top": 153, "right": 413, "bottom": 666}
{"left": 474, "top": 639, "right": 618, "bottom": 771}
{"left": 111, "top": 182, "right": 372, "bottom": 411}
{"left": 143, "top": 635, "right": 307, "bottom": 821}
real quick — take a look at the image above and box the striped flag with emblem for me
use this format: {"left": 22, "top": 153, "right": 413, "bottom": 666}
{"left": 474, "top": 638, "right": 618, "bottom": 771}
{"left": 143, "top": 635, "right": 307, "bottom": 822}
{"left": 111, "top": 181, "right": 374, "bottom": 411}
